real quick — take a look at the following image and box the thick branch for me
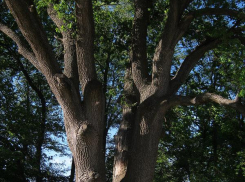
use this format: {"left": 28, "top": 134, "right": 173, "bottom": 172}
{"left": 5, "top": 0, "right": 61, "bottom": 77}
{"left": 47, "top": 4, "right": 79, "bottom": 91}
{"left": 47, "top": 4, "right": 65, "bottom": 30}
{"left": 152, "top": 6, "right": 244, "bottom": 97}
{"left": 167, "top": 93, "right": 245, "bottom": 117}
{"left": 193, "top": 8, "right": 245, "bottom": 19}
{"left": 75, "top": 0, "right": 97, "bottom": 92}
{"left": 131, "top": 0, "right": 152, "bottom": 92}
{"left": 178, "top": 8, "right": 245, "bottom": 40}
{"left": 169, "top": 38, "right": 220, "bottom": 94}
{"left": 0, "top": 22, "right": 39, "bottom": 69}
{"left": 152, "top": 1, "right": 184, "bottom": 95}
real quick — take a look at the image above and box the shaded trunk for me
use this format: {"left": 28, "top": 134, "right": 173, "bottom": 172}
{"left": 113, "top": 67, "right": 139, "bottom": 182}
{"left": 16, "top": 159, "right": 27, "bottom": 182}
{"left": 122, "top": 98, "right": 164, "bottom": 182}
{"left": 114, "top": 84, "right": 167, "bottom": 182}
{"left": 69, "top": 157, "right": 75, "bottom": 182}
{"left": 113, "top": 96, "right": 137, "bottom": 182}
{"left": 35, "top": 89, "right": 46, "bottom": 182}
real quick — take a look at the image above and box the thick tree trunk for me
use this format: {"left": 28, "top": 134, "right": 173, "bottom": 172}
{"left": 64, "top": 116, "right": 105, "bottom": 182}
{"left": 113, "top": 96, "right": 137, "bottom": 182}
{"left": 62, "top": 80, "right": 106, "bottom": 182}
{"left": 4, "top": 1, "right": 245, "bottom": 182}
{"left": 113, "top": 67, "right": 139, "bottom": 182}
{"left": 122, "top": 98, "right": 164, "bottom": 182}
{"left": 114, "top": 85, "right": 167, "bottom": 182}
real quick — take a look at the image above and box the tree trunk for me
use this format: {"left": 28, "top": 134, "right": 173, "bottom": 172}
{"left": 122, "top": 98, "right": 164, "bottom": 182}
{"left": 114, "top": 84, "right": 167, "bottom": 182}
{"left": 62, "top": 80, "right": 106, "bottom": 182}
{"left": 64, "top": 116, "right": 105, "bottom": 182}
{"left": 113, "top": 67, "right": 139, "bottom": 182}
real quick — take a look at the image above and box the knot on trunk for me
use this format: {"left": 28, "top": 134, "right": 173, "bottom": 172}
{"left": 88, "top": 171, "right": 100, "bottom": 180}
{"left": 77, "top": 123, "right": 91, "bottom": 137}
{"left": 29, "top": 5, "right": 35, "bottom": 13}
{"left": 79, "top": 171, "right": 100, "bottom": 181}
{"left": 54, "top": 73, "right": 71, "bottom": 88}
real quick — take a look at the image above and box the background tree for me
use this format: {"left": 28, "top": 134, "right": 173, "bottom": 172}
{"left": 0, "top": 0, "right": 245, "bottom": 182}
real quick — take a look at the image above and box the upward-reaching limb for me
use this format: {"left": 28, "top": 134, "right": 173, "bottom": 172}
{"left": 169, "top": 38, "right": 220, "bottom": 94}
{"left": 75, "top": 0, "right": 97, "bottom": 92}
{"left": 131, "top": 0, "right": 153, "bottom": 94}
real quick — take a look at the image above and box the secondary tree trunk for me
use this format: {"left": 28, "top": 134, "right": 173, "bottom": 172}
{"left": 122, "top": 96, "right": 165, "bottom": 182}
{"left": 113, "top": 67, "right": 139, "bottom": 182}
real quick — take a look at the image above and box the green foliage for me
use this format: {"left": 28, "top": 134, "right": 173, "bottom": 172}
{"left": 0, "top": 2, "right": 69, "bottom": 180}
{"left": 155, "top": 43, "right": 245, "bottom": 181}
{"left": 93, "top": 0, "right": 133, "bottom": 129}
{"left": 1, "top": 0, "right": 245, "bottom": 181}
{"left": 36, "top": 0, "right": 75, "bottom": 33}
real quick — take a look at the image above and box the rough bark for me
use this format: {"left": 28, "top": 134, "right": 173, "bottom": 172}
{"left": 130, "top": 0, "right": 152, "bottom": 93}
{"left": 2, "top": 1, "right": 245, "bottom": 182}
{"left": 122, "top": 98, "right": 164, "bottom": 182}
{"left": 4, "top": 1, "right": 106, "bottom": 181}
{"left": 47, "top": 4, "right": 80, "bottom": 93}
{"left": 75, "top": 0, "right": 97, "bottom": 92}
{"left": 0, "top": 22, "right": 39, "bottom": 69}
{"left": 113, "top": 67, "right": 139, "bottom": 182}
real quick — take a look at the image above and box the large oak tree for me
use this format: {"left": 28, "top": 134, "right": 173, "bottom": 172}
{"left": 1, "top": 0, "right": 245, "bottom": 181}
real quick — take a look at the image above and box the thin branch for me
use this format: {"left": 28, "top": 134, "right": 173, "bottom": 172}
{"left": 166, "top": 93, "right": 245, "bottom": 117}
{"left": 169, "top": 38, "right": 220, "bottom": 94}
{"left": 0, "top": 22, "right": 39, "bottom": 69}
{"left": 16, "top": 57, "right": 46, "bottom": 182}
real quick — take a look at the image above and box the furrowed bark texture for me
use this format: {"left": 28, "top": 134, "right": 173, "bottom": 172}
{"left": 4, "top": 0, "right": 106, "bottom": 181}
{"left": 122, "top": 97, "right": 164, "bottom": 182}
{"left": 75, "top": 0, "right": 96, "bottom": 92}
{"left": 2, "top": 1, "right": 245, "bottom": 182}
{"left": 113, "top": 1, "right": 245, "bottom": 182}
{"left": 113, "top": 68, "right": 139, "bottom": 182}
